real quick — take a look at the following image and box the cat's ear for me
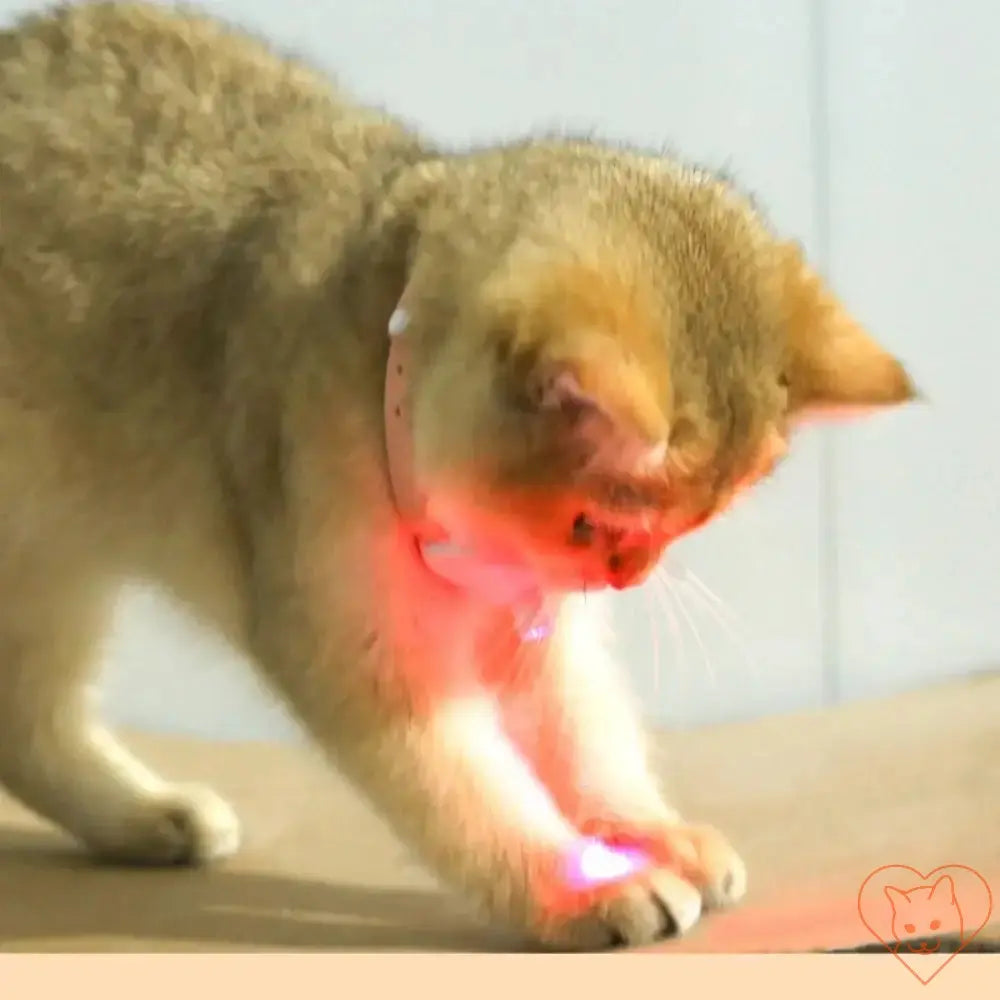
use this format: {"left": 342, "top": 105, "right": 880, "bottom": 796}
{"left": 884, "top": 885, "right": 910, "bottom": 911}
{"left": 530, "top": 342, "right": 669, "bottom": 477}
{"left": 928, "top": 875, "right": 957, "bottom": 905}
{"left": 776, "top": 242, "right": 920, "bottom": 423}
{"left": 482, "top": 250, "right": 671, "bottom": 477}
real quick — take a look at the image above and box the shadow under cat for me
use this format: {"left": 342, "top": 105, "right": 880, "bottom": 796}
{"left": 0, "top": 827, "right": 523, "bottom": 952}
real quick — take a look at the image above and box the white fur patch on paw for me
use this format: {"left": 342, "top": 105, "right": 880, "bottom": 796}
{"left": 702, "top": 851, "right": 747, "bottom": 909}
{"left": 647, "top": 868, "right": 703, "bottom": 933}
{"left": 683, "top": 824, "right": 747, "bottom": 910}
{"left": 90, "top": 783, "right": 241, "bottom": 866}
{"left": 159, "top": 783, "right": 242, "bottom": 863}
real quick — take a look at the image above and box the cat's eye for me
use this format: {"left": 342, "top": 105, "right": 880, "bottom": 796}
{"left": 570, "top": 513, "right": 595, "bottom": 546}
{"left": 930, "top": 920, "right": 941, "bottom": 931}
{"left": 905, "top": 923, "right": 916, "bottom": 934}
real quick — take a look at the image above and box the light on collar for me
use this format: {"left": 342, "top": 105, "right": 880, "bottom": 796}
{"left": 383, "top": 304, "right": 553, "bottom": 641}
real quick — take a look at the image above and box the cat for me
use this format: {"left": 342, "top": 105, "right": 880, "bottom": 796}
{"left": 886, "top": 877, "right": 964, "bottom": 953}
{"left": 0, "top": 0, "right": 917, "bottom": 949}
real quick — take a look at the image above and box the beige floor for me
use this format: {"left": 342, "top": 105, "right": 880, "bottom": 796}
{"left": 0, "top": 673, "right": 996, "bottom": 952}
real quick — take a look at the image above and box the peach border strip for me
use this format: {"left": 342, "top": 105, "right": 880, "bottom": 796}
{"left": 0, "top": 954, "right": 998, "bottom": 999}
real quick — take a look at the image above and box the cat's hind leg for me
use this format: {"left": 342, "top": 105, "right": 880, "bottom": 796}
{"left": 0, "top": 560, "right": 240, "bottom": 865}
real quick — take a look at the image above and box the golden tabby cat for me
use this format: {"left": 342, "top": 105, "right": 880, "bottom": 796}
{"left": 0, "top": 1, "right": 915, "bottom": 948}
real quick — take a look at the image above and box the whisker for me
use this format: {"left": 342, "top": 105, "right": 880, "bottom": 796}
{"left": 678, "top": 567, "right": 761, "bottom": 681}
{"left": 680, "top": 566, "right": 729, "bottom": 614}
{"left": 640, "top": 580, "right": 662, "bottom": 702}
{"left": 649, "top": 565, "right": 690, "bottom": 684}
{"left": 664, "top": 574, "right": 716, "bottom": 687}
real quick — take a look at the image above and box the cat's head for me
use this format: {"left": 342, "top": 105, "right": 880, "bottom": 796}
{"left": 396, "top": 143, "right": 916, "bottom": 593}
{"left": 885, "top": 877, "right": 963, "bottom": 949}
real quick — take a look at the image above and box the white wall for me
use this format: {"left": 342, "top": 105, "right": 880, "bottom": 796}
{"left": 826, "top": 0, "right": 1000, "bottom": 702}
{"left": 2, "top": 0, "right": 994, "bottom": 740}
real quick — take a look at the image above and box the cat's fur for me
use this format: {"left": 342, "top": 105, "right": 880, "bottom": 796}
{"left": 0, "top": 1, "right": 916, "bottom": 948}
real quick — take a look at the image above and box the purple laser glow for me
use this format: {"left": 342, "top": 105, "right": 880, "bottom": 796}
{"left": 565, "top": 837, "right": 652, "bottom": 889}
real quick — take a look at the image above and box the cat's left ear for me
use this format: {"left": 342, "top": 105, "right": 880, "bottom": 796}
{"left": 776, "top": 242, "right": 921, "bottom": 423}
{"left": 483, "top": 249, "right": 671, "bottom": 477}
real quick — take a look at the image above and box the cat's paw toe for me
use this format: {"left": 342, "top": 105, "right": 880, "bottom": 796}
{"left": 538, "top": 866, "right": 704, "bottom": 950}
{"left": 579, "top": 816, "right": 747, "bottom": 912}
{"left": 89, "top": 784, "right": 242, "bottom": 866}
{"left": 673, "top": 822, "right": 747, "bottom": 910}
{"left": 627, "top": 867, "right": 704, "bottom": 937}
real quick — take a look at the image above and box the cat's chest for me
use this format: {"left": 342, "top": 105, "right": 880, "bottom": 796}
{"left": 377, "top": 552, "right": 533, "bottom": 689}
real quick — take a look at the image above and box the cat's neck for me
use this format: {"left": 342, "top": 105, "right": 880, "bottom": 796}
{"left": 381, "top": 301, "right": 554, "bottom": 635}
{"left": 367, "top": 166, "right": 555, "bottom": 635}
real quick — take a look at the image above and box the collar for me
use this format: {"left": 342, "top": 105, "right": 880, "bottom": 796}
{"left": 383, "top": 304, "right": 426, "bottom": 527}
{"left": 383, "top": 303, "right": 553, "bottom": 639}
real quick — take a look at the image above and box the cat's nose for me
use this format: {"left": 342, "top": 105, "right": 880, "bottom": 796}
{"left": 605, "top": 546, "right": 654, "bottom": 589}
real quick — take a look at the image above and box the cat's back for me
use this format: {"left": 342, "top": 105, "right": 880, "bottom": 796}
{"left": 0, "top": 1, "right": 419, "bottom": 405}
{"left": 0, "top": 1, "right": 416, "bottom": 234}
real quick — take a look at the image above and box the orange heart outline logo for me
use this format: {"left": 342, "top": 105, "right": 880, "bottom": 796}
{"left": 857, "top": 864, "right": 993, "bottom": 984}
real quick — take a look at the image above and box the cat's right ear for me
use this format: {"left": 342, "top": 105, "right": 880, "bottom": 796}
{"left": 775, "top": 242, "right": 921, "bottom": 423}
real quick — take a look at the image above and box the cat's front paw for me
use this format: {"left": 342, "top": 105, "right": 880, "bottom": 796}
{"left": 535, "top": 866, "right": 702, "bottom": 951}
{"left": 578, "top": 816, "right": 747, "bottom": 913}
